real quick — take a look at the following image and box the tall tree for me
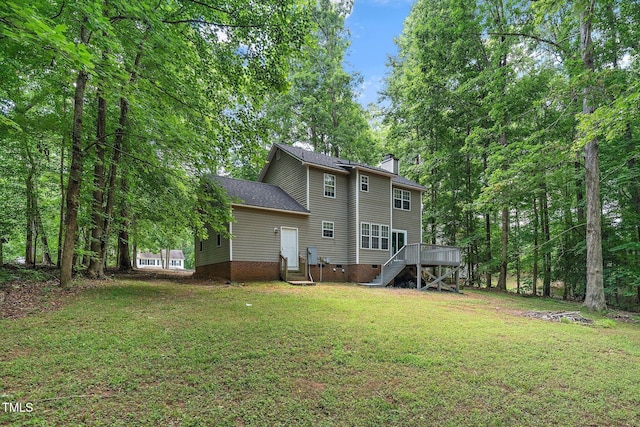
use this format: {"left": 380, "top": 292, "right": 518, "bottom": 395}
{"left": 264, "top": 0, "right": 377, "bottom": 164}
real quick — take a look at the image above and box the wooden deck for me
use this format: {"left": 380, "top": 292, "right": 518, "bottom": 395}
{"left": 364, "top": 244, "right": 462, "bottom": 291}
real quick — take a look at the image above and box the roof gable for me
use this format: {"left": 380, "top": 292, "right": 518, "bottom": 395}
{"left": 209, "top": 175, "right": 309, "bottom": 214}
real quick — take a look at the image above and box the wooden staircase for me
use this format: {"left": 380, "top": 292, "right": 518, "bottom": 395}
{"left": 280, "top": 253, "right": 314, "bottom": 285}
{"left": 361, "top": 244, "right": 462, "bottom": 292}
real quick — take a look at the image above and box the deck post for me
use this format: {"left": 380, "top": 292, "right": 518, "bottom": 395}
{"left": 437, "top": 265, "right": 441, "bottom": 291}
{"left": 416, "top": 263, "right": 421, "bottom": 290}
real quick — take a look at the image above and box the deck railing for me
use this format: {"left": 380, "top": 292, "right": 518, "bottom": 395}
{"left": 386, "top": 244, "right": 461, "bottom": 267}
{"left": 379, "top": 243, "right": 461, "bottom": 287}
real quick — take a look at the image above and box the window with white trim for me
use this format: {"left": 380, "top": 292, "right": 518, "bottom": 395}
{"left": 217, "top": 233, "right": 222, "bottom": 247}
{"left": 393, "top": 189, "right": 411, "bottom": 211}
{"left": 361, "top": 223, "right": 390, "bottom": 250}
{"left": 371, "top": 224, "right": 380, "bottom": 249}
{"left": 361, "top": 223, "right": 370, "bottom": 249}
{"left": 360, "top": 175, "right": 369, "bottom": 192}
{"left": 322, "top": 221, "right": 334, "bottom": 238}
{"left": 324, "top": 173, "right": 336, "bottom": 198}
{"left": 381, "top": 225, "right": 390, "bottom": 250}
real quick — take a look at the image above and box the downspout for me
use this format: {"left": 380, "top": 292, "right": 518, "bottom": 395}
{"left": 355, "top": 169, "right": 360, "bottom": 265}
{"left": 306, "top": 165, "right": 310, "bottom": 210}
{"left": 229, "top": 221, "right": 233, "bottom": 261}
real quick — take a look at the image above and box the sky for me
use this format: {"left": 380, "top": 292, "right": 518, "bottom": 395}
{"left": 344, "top": 0, "right": 414, "bottom": 106}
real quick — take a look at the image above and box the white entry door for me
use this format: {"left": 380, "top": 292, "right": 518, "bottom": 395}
{"left": 280, "top": 227, "right": 299, "bottom": 270}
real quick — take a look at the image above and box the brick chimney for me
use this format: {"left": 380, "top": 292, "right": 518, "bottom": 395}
{"left": 379, "top": 154, "right": 399, "bottom": 174}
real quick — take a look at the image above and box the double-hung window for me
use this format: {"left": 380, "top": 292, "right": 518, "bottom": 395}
{"left": 381, "top": 225, "right": 390, "bottom": 250}
{"left": 371, "top": 224, "right": 380, "bottom": 249}
{"left": 322, "top": 221, "right": 334, "bottom": 238}
{"left": 393, "top": 189, "right": 411, "bottom": 211}
{"left": 324, "top": 173, "right": 336, "bottom": 198}
{"left": 361, "top": 223, "right": 370, "bottom": 249}
{"left": 360, "top": 175, "right": 369, "bottom": 192}
{"left": 361, "top": 223, "right": 390, "bottom": 250}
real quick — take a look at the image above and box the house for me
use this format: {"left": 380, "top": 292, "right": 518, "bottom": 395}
{"left": 136, "top": 252, "right": 162, "bottom": 269}
{"left": 195, "top": 143, "right": 437, "bottom": 284}
{"left": 162, "top": 249, "right": 185, "bottom": 269}
{"left": 136, "top": 250, "right": 185, "bottom": 270}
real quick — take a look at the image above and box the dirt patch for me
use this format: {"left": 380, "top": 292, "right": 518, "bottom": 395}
{"left": 522, "top": 311, "right": 594, "bottom": 324}
{"left": 111, "top": 268, "right": 232, "bottom": 287}
{"left": 605, "top": 311, "right": 640, "bottom": 323}
{"left": 292, "top": 378, "right": 326, "bottom": 396}
{"left": 0, "top": 279, "right": 90, "bottom": 320}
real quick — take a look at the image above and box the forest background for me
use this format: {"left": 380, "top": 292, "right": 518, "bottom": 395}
{"left": 1, "top": 0, "right": 639, "bottom": 311}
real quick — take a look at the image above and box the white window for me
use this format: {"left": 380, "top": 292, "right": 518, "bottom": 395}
{"left": 394, "top": 189, "right": 411, "bottom": 211}
{"left": 170, "top": 259, "right": 181, "bottom": 267}
{"left": 217, "top": 234, "right": 222, "bottom": 247}
{"left": 361, "top": 223, "right": 370, "bottom": 249}
{"left": 371, "top": 224, "right": 380, "bottom": 249}
{"left": 361, "top": 223, "right": 390, "bottom": 250}
{"left": 324, "top": 174, "right": 336, "bottom": 198}
{"left": 381, "top": 225, "right": 390, "bottom": 250}
{"left": 322, "top": 221, "right": 334, "bottom": 238}
{"left": 360, "top": 175, "right": 369, "bottom": 192}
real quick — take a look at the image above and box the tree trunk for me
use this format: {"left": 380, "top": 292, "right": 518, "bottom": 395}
{"left": 497, "top": 207, "right": 509, "bottom": 291}
{"left": 25, "top": 168, "right": 36, "bottom": 266}
{"left": 36, "top": 208, "right": 53, "bottom": 265}
{"left": 580, "top": 2, "right": 606, "bottom": 311}
{"left": 584, "top": 135, "right": 605, "bottom": 309}
{"left": 532, "top": 195, "right": 539, "bottom": 296}
{"left": 515, "top": 208, "right": 521, "bottom": 294}
{"left": 87, "top": 88, "right": 108, "bottom": 278}
{"left": 117, "top": 176, "right": 132, "bottom": 271}
{"left": 60, "top": 66, "right": 89, "bottom": 285}
{"left": 485, "top": 213, "right": 492, "bottom": 288}
{"left": 60, "top": 19, "right": 90, "bottom": 286}
{"left": 82, "top": 227, "right": 92, "bottom": 268}
{"left": 57, "top": 131, "right": 66, "bottom": 268}
{"left": 99, "top": 95, "right": 129, "bottom": 269}
{"left": 562, "top": 185, "right": 574, "bottom": 301}
{"left": 541, "top": 186, "right": 551, "bottom": 297}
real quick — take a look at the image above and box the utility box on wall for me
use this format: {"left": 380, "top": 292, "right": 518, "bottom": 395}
{"left": 307, "top": 247, "right": 317, "bottom": 265}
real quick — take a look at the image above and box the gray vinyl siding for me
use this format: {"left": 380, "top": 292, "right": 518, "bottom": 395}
{"left": 347, "top": 173, "right": 358, "bottom": 264}
{"left": 358, "top": 173, "right": 392, "bottom": 264}
{"left": 307, "top": 167, "right": 349, "bottom": 264}
{"left": 392, "top": 187, "right": 422, "bottom": 244}
{"left": 261, "top": 149, "right": 308, "bottom": 208}
{"left": 232, "top": 207, "right": 308, "bottom": 262}
{"left": 195, "top": 224, "right": 230, "bottom": 267}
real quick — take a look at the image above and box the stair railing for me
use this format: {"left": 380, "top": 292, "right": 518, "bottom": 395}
{"left": 279, "top": 253, "right": 288, "bottom": 281}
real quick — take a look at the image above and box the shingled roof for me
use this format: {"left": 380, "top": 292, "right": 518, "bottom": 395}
{"left": 210, "top": 175, "right": 309, "bottom": 214}
{"left": 270, "top": 143, "right": 426, "bottom": 191}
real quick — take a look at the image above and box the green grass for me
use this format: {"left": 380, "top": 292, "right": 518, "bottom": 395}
{"left": 1, "top": 280, "right": 639, "bottom": 426}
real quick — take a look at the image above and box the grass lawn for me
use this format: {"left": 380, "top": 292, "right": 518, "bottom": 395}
{"left": 1, "top": 278, "right": 639, "bottom": 426}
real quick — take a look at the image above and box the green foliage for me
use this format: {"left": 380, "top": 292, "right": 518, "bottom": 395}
{"left": 384, "top": 0, "right": 640, "bottom": 305}
{"left": 262, "top": 0, "right": 379, "bottom": 165}
{"left": 1, "top": 0, "right": 314, "bottom": 271}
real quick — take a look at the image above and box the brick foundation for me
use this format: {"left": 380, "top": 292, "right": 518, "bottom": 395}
{"left": 230, "top": 261, "right": 280, "bottom": 282}
{"left": 308, "top": 264, "right": 350, "bottom": 282}
{"left": 348, "top": 264, "right": 381, "bottom": 284}
{"left": 197, "top": 261, "right": 380, "bottom": 283}
{"left": 195, "top": 261, "right": 279, "bottom": 282}
{"left": 195, "top": 262, "right": 231, "bottom": 280}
